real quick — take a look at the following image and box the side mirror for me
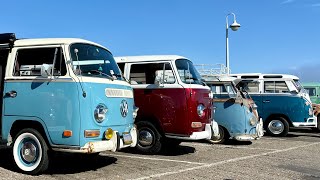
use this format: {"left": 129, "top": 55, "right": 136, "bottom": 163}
{"left": 154, "top": 76, "right": 164, "bottom": 87}
{"left": 40, "top": 64, "right": 53, "bottom": 78}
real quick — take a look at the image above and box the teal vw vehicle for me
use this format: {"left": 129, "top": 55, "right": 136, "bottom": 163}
{"left": 302, "top": 82, "right": 320, "bottom": 104}
{"left": 0, "top": 33, "right": 137, "bottom": 174}
{"left": 201, "top": 75, "right": 263, "bottom": 143}
{"left": 233, "top": 73, "right": 316, "bottom": 137}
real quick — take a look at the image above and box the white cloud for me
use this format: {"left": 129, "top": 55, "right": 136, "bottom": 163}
{"left": 281, "top": 0, "right": 295, "bottom": 4}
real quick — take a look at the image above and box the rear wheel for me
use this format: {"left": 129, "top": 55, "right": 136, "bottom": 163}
{"left": 13, "top": 128, "right": 49, "bottom": 174}
{"left": 266, "top": 117, "right": 289, "bottom": 137}
{"left": 136, "top": 121, "right": 162, "bottom": 154}
{"left": 209, "top": 126, "right": 229, "bottom": 144}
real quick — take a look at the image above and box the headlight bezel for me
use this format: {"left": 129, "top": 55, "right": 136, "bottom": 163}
{"left": 94, "top": 103, "right": 108, "bottom": 123}
{"left": 197, "top": 104, "right": 206, "bottom": 118}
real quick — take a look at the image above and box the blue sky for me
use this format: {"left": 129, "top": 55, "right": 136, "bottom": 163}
{"left": 1, "top": 0, "right": 319, "bottom": 81}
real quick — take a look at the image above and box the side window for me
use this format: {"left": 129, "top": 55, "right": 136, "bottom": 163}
{"left": 240, "top": 82, "right": 259, "bottom": 93}
{"left": 264, "top": 81, "right": 289, "bottom": 93}
{"left": 305, "top": 88, "right": 316, "bottom": 96}
{"left": 118, "top": 63, "right": 125, "bottom": 73}
{"left": 246, "top": 82, "right": 259, "bottom": 92}
{"left": 130, "top": 63, "right": 175, "bottom": 85}
{"left": 14, "top": 47, "right": 67, "bottom": 76}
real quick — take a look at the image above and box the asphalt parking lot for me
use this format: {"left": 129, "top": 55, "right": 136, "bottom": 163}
{"left": 1, "top": 128, "right": 320, "bottom": 180}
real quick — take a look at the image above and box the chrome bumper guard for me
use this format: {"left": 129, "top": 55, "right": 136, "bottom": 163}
{"left": 53, "top": 127, "right": 137, "bottom": 153}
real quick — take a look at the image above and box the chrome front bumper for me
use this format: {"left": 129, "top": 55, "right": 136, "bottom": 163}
{"left": 292, "top": 116, "right": 317, "bottom": 128}
{"left": 234, "top": 118, "right": 264, "bottom": 141}
{"left": 165, "top": 120, "right": 219, "bottom": 140}
{"left": 53, "top": 127, "right": 137, "bottom": 153}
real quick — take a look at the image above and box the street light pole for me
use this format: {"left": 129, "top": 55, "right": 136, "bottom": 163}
{"left": 225, "top": 13, "right": 240, "bottom": 74}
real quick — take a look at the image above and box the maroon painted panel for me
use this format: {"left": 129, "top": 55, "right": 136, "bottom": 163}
{"left": 134, "top": 87, "right": 211, "bottom": 136}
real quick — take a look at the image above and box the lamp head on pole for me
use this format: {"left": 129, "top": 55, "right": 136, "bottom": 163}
{"left": 230, "top": 20, "right": 241, "bottom": 31}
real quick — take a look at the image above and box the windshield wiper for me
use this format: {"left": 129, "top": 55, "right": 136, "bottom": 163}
{"left": 84, "top": 70, "right": 114, "bottom": 81}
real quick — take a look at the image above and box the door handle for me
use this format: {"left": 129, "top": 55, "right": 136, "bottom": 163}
{"left": 6, "top": 90, "right": 17, "bottom": 98}
{"left": 263, "top": 100, "right": 270, "bottom": 103}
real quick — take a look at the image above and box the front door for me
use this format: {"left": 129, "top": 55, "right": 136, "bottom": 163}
{"left": 129, "top": 62, "right": 188, "bottom": 135}
{"left": 0, "top": 48, "right": 9, "bottom": 139}
{"left": 3, "top": 46, "right": 80, "bottom": 146}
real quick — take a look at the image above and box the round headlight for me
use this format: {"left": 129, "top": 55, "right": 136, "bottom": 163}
{"left": 197, "top": 104, "right": 205, "bottom": 118}
{"left": 94, "top": 104, "right": 108, "bottom": 123}
{"left": 249, "top": 117, "right": 258, "bottom": 126}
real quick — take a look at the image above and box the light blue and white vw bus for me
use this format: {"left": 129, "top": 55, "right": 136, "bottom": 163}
{"left": 233, "top": 73, "right": 316, "bottom": 137}
{"left": 0, "top": 33, "right": 137, "bottom": 174}
{"left": 201, "top": 75, "right": 263, "bottom": 143}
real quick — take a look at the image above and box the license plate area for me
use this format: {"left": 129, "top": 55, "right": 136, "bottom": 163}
{"left": 123, "top": 132, "right": 132, "bottom": 145}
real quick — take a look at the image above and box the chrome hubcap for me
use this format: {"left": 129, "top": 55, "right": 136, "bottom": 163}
{"left": 139, "top": 130, "right": 153, "bottom": 146}
{"left": 21, "top": 141, "right": 37, "bottom": 163}
{"left": 268, "top": 120, "right": 284, "bottom": 135}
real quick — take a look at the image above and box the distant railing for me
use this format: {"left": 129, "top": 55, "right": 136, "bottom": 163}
{"left": 195, "top": 64, "right": 230, "bottom": 76}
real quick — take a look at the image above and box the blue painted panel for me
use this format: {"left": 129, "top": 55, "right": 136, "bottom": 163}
{"left": 78, "top": 82, "right": 134, "bottom": 147}
{"left": 214, "top": 98, "right": 257, "bottom": 136}
{"left": 2, "top": 79, "right": 135, "bottom": 148}
{"left": 250, "top": 94, "right": 311, "bottom": 123}
{"left": 2, "top": 79, "right": 81, "bottom": 146}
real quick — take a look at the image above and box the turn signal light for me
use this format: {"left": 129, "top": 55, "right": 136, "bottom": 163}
{"left": 191, "top": 122, "right": 202, "bottom": 128}
{"left": 63, "top": 130, "right": 72, "bottom": 137}
{"left": 105, "top": 128, "right": 114, "bottom": 140}
{"left": 84, "top": 130, "right": 100, "bottom": 138}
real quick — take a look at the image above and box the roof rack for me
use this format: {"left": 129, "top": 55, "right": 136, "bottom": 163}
{"left": 0, "top": 33, "right": 16, "bottom": 51}
{"left": 195, "top": 64, "right": 230, "bottom": 76}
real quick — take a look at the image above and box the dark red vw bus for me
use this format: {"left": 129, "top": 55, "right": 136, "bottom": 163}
{"left": 116, "top": 55, "right": 219, "bottom": 154}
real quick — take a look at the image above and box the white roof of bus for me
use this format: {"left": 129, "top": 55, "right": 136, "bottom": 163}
{"left": 115, "top": 55, "right": 188, "bottom": 63}
{"left": 230, "top": 73, "right": 299, "bottom": 80}
{"left": 11, "top": 38, "right": 108, "bottom": 50}
{"left": 202, "top": 75, "right": 237, "bottom": 82}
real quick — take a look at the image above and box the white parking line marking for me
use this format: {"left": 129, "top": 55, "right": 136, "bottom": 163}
{"left": 131, "top": 142, "right": 320, "bottom": 180}
{"left": 182, "top": 142, "right": 279, "bottom": 151}
{"left": 101, "top": 153, "right": 207, "bottom": 165}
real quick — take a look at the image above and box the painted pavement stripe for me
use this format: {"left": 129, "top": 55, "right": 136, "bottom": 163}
{"left": 131, "top": 142, "right": 320, "bottom": 180}
{"left": 101, "top": 153, "right": 207, "bottom": 165}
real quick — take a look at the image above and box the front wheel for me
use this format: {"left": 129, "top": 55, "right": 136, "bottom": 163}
{"left": 209, "top": 126, "right": 229, "bottom": 144}
{"left": 266, "top": 117, "right": 289, "bottom": 137}
{"left": 136, "top": 121, "right": 162, "bottom": 154}
{"left": 13, "top": 128, "right": 49, "bottom": 175}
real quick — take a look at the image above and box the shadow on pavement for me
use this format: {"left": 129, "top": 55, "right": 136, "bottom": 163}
{"left": 120, "top": 145, "right": 196, "bottom": 156}
{"left": 0, "top": 148, "right": 17, "bottom": 172}
{"left": 45, "top": 152, "right": 117, "bottom": 174}
{"left": 0, "top": 148, "right": 117, "bottom": 175}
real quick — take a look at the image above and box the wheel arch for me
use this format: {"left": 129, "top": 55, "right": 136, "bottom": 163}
{"left": 135, "top": 116, "right": 164, "bottom": 136}
{"left": 265, "top": 114, "right": 292, "bottom": 127}
{"left": 10, "top": 120, "right": 52, "bottom": 147}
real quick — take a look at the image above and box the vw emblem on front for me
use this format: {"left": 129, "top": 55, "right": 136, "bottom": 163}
{"left": 120, "top": 100, "right": 128, "bottom": 117}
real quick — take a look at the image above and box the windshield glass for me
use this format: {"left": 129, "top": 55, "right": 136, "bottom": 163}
{"left": 305, "top": 88, "right": 316, "bottom": 96}
{"left": 210, "top": 82, "right": 237, "bottom": 98}
{"left": 70, "top": 43, "right": 123, "bottom": 80}
{"left": 175, "top": 59, "right": 202, "bottom": 85}
{"left": 222, "top": 83, "right": 237, "bottom": 98}
{"left": 293, "top": 79, "right": 304, "bottom": 92}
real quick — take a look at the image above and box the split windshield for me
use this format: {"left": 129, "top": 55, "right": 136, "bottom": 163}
{"left": 70, "top": 43, "right": 123, "bottom": 80}
{"left": 175, "top": 59, "right": 202, "bottom": 85}
{"left": 211, "top": 82, "right": 237, "bottom": 98}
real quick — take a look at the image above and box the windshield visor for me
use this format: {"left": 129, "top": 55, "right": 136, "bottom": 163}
{"left": 175, "top": 59, "right": 202, "bottom": 85}
{"left": 70, "top": 43, "right": 123, "bottom": 80}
